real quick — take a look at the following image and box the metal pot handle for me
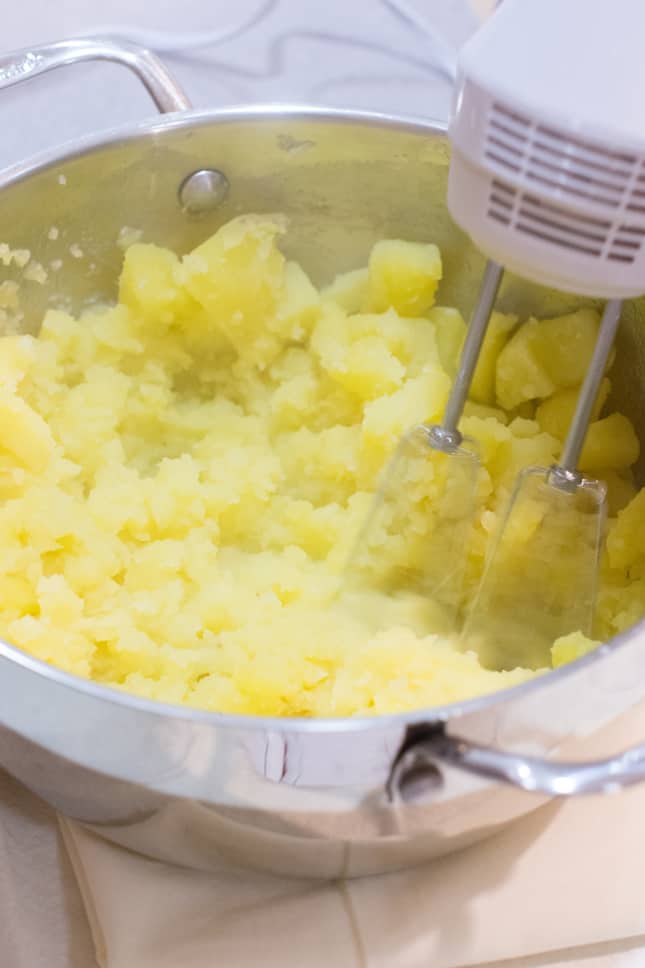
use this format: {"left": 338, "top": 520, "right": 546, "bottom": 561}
{"left": 389, "top": 727, "right": 645, "bottom": 798}
{"left": 0, "top": 38, "right": 190, "bottom": 114}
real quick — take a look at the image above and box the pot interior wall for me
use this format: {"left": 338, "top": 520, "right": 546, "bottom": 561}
{"left": 0, "top": 113, "right": 643, "bottom": 484}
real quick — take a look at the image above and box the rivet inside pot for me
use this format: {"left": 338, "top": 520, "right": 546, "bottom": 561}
{"left": 179, "top": 168, "right": 229, "bottom": 214}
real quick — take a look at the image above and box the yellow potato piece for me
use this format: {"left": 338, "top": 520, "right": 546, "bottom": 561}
{"left": 273, "top": 261, "right": 320, "bottom": 340}
{"left": 427, "top": 306, "right": 466, "bottom": 377}
{"left": 496, "top": 318, "right": 556, "bottom": 409}
{"left": 579, "top": 413, "right": 639, "bottom": 472}
{"left": 321, "top": 267, "right": 368, "bottom": 314}
{"left": 598, "top": 469, "right": 637, "bottom": 516}
{"left": 119, "top": 243, "right": 197, "bottom": 325}
{"left": 496, "top": 309, "right": 601, "bottom": 409}
{"left": 364, "top": 239, "right": 442, "bottom": 316}
{"left": 606, "top": 489, "right": 645, "bottom": 571}
{"left": 551, "top": 631, "right": 599, "bottom": 669}
{"left": 536, "top": 378, "right": 611, "bottom": 440}
{"left": 0, "top": 389, "right": 55, "bottom": 471}
{"left": 179, "top": 213, "right": 287, "bottom": 367}
{"left": 469, "top": 311, "right": 518, "bottom": 405}
{"left": 532, "top": 309, "right": 601, "bottom": 387}
{"left": 462, "top": 401, "right": 508, "bottom": 425}
{"left": 311, "top": 306, "right": 406, "bottom": 400}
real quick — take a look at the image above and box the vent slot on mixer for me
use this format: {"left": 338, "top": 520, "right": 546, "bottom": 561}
{"left": 484, "top": 99, "right": 645, "bottom": 266}
{"left": 485, "top": 102, "right": 645, "bottom": 214}
{"left": 486, "top": 178, "right": 645, "bottom": 265}
{"left": 516, "top": 194, "right": 607, "bottom": 257}
{"left": 608, "top": 224, "right": 645, "bottom": 262}
{"left": 487, "top": 178, "right": 516, "bottom": 226}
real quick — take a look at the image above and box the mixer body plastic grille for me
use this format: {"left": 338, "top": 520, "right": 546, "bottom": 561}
{"left": 482, "top": 101, "right": 645, "bottom": 266}
{"left": 487, "top": 178, "right": 645, "bottom": 265}
{"left": 447, "top": 79, "right": 645, "bottom": 297}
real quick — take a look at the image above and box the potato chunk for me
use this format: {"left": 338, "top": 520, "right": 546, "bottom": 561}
{"left": 536, "top": 378, "right": 611, "bottom": 440}
{"left": 579, "top": 413, "right": 639, "bottom": 472}
{"left": 551, "top": 631, "right": 599, "bottom": 668}
{"left": 532, "top": 309, "right": 602, "bottom": 387}
{"left": 272, "top": 261, "right": 320, "bottom": 340}
{"left": 179, "top": 214, "right": 287, "bottom": 366}
{"left": 119, "top": 243, "right": 196, "bottom": 325}
{"left": 364, "top": 239, "right": 442, "bottom": 316}
{"left": 0, "top": 389, "right": 54, "bottom": 471}
{"left": 496, "top": 309, "right": 600, "bottom": 409}
{"left": 496, "top": 319, "right": 555, "bottom": 409}
{"left": 606, "top": 489, "right": 645, "bottom": 571}
{"left": 427, "top": 306, "right": 466, "bottom": 377}
{"left": 321, "top": 268, "right": 368, "bottom": 314}
{"left": 470, "top": 311, "right": 518, "bottom": 405}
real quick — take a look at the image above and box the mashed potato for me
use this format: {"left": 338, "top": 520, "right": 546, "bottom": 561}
{"left": 0, "top": 213, "right": 642, "bottom": 716}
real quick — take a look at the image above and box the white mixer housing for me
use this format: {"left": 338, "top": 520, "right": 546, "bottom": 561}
{"left": 448, "top": 0, "right": 645, "bottom": 299}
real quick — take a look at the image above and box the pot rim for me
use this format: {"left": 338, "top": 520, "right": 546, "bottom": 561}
{"left": 0, "top": 101, "right": 641, "bottom": 734}
{"left": 0, "top": 102, "right": 449, "bottom": 191}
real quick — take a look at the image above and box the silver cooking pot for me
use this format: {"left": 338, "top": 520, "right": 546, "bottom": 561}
{"left": 0, "top": 38, "right": 644, "bottom": 879}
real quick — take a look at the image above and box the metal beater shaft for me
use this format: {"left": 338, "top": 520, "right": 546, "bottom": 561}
{"left": 558, "top": 298, "right": 623, "bottom": 475}
{"left": 441, "top": 260, "right": 503, "bottom": 440}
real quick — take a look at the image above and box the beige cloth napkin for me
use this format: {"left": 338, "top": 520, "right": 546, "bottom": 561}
{"left": 0, "top": 770, "right": 96, "bottom": 968}
{"left": 57, "top": 704, "right": 645, "bottom": 968}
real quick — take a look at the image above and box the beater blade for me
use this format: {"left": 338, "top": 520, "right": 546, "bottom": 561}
{"left": 463, "top": 298, "right": 622, "bottom": 671}
{"left": 345, "top": 260, "right": 503, "bottom": 629}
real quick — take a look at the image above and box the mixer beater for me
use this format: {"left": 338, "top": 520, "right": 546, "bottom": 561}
{"left": 353, "top": 0, "right": 645, "bottom": 667}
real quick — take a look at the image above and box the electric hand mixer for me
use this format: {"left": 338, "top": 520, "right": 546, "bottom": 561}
{"left": 352, "top": 0, "right": 645, "bottom": 670}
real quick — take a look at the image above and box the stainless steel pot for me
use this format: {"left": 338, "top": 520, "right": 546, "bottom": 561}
{"left": 0, "top": 38, "right": 644, "bottom": 879}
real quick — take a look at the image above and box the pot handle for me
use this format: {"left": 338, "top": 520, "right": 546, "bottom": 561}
{"left": 0, "top": 38, "right": 190, "bottom": 114}
{"left": 388, "top": 727, "right": 645, "bottom": 799}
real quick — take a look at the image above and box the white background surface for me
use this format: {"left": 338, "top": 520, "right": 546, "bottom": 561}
{"left": 0, "top": 0, "right": 473, "bottom": 169}
{"left": 0, "top": 1, "right": 644, "bottom": 966}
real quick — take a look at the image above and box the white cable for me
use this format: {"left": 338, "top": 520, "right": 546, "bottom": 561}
{"left": 72, "top": 0, "right": 278, "bottom": 53}
{"left": 380, "top": 0, "right": 458, "bottom": 81}
{"left": 73, "top": 0, "right": 458, "bottom": 83}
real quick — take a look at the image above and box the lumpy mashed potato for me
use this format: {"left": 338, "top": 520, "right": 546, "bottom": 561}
{"left": 0, "top": 213, "right": 642, "bottom": 716}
